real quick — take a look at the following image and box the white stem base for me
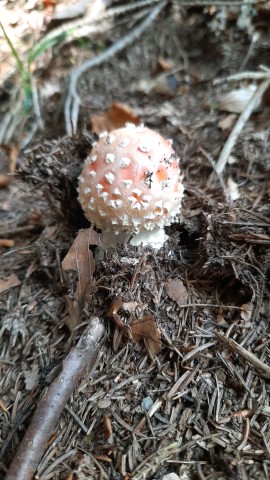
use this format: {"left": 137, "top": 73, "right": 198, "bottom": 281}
{"left": 130, "top": 228, "right": 168, "bottom": 249}
{"left": 100, "top": 228, "right": 168, "bottom": 251}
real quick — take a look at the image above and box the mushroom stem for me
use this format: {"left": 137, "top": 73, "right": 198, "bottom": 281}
{"left": 130, "top": 228, "right": 168, "bottom": 249}
{"left": 100, "top": 228, "right": 168, "bottom": 250}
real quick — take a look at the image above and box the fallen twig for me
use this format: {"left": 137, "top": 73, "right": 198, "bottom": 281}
{"left": 5, "top": 316, "right": 105, "bottom": 480}
{"left": 215, "top": 331, "right": 270, "bottom": 378}
{"left": 214, "top": 67, "right": 270, "bottom": 85}
{"left": 64, "top": 1, "right": 166, "bottom": 135}
{"left": 215, "top": 77, "right": 270, "bottom": 174}
{"left": 178, "top": 0, "right": 259, "bottom": 4}
{"left": 5, "top": 228, "right": 104, "bottom": 479}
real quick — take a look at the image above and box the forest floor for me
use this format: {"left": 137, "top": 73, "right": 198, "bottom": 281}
{"left": 0, "top": 1, "right": 270, "bottom": 479}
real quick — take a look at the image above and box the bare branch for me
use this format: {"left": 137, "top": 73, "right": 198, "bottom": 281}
{"left": 5, "top": 317, "right": 105, "bottom": 480}
{"left": 64, "top": 1, "right": 166, "bottom": 135}
{"left": 215, "top": 331, "right": 270, "bottom": 377}
{"left": 215, "top": 77, "right": 270, "bottom": 174}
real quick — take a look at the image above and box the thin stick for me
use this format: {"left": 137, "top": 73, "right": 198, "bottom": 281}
{"left": 178, "top": 0, "right": 259, "bottom": 4}
{"left": 237, "top": 417, "right": 250, "bottom": 451}
{"left": 64, "top": 1, "right": 166, "bottom": 135}
{"left": 5, "top": 317, "right": 105, "bottom": 480}
{"left": 215, "top": 77, "right": 270, "bottom": 174}
{"left": 215, "top": 331, "right": 270, "bottom": 378}
{"left": 214, "top": 71, "right": 270, "bottom": 85}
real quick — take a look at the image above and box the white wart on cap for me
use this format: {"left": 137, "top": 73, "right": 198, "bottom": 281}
{"left": 78, "top": 124, "right": 184, "bottom": 249}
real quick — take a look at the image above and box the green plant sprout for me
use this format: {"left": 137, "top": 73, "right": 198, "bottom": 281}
{"left": 0, "top": 21, "right": 72, "bottom": 115}
{"left": 0, "top": 21, "right": 32, "bottom": 114}
{"left": 0, "top": 20, "right": 78, "bottom": 145}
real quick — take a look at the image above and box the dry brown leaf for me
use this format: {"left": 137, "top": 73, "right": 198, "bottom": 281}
{"left": 155, "top": 56, "right": 175, "bottom": 73}
{"left": 218, "top": 86, "right": 261, "bottom": 113}
{"left": 218, "top": 114, "right": 236, "bottom": 132}
{"left": 165, "top": 279, "right": 188, "bottom": 306}
{"left": 107, "top": 297, "right": 123, "bottom": 316}
{"left": 232, "top": 409, "right": 251, "bottom": 418}
{"left": 133, "top": 76, "right": 176, "bottom": 96}
{"left": 93, "top": 455, "right": 112, "bottom": 463}
{"left": 0, "top": 175, "right": 12, "bottom": 188}
{"left": 0, "top": 273, "right": 21, "bottom": 294}
{"left": 62, "top": 228, "right": 99, "bottom": 329}
{"left": 91, "top": 102, "right": 141, "bottom": 133}
{"left": 8, "top": 144, "right": 19, "bottom": 174}
{"left": 130, "top": 314, "right": 161, "bottom": 357}
{"left": 103, "top": 415, "right": 113, "bottom": 441}
{"left": 0, "top": 239, "right": 15, "bottom": 247}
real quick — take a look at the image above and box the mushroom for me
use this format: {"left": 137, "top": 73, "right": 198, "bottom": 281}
{"left": 78, "top": 123, "right": 183, "bottom": 249}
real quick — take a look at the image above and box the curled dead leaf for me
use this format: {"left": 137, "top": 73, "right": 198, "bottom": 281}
{"left": 155, "top": 56, "right": 175, "bottom": 73}
{"left": 130, "top": 314, "right": 161, "bottom": 357}
{"left": 218, "top": 86, "right": 261, "bottom": 114}
{"left": 107, "top": 297, "right": 123, "bottom": 316}
{"left": 165, "top": 279, "right": 188, "bottom": 307}
{"left": 62, "top": 228, "right": 99, "bottom": 330}
{"left": 218, "top": 114, "right": 236, "bottom": 132}
{"left": 91, "top": 102, "right": 141, "bottom": 133}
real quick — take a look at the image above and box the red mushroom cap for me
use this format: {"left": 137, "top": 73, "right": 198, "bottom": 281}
{"left": 78, "top": 124, "right": 183, "bottom": 234}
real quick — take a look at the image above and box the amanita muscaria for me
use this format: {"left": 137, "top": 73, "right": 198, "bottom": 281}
{"left": 78, "top": 123, "right": 184, "bottom": 249}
